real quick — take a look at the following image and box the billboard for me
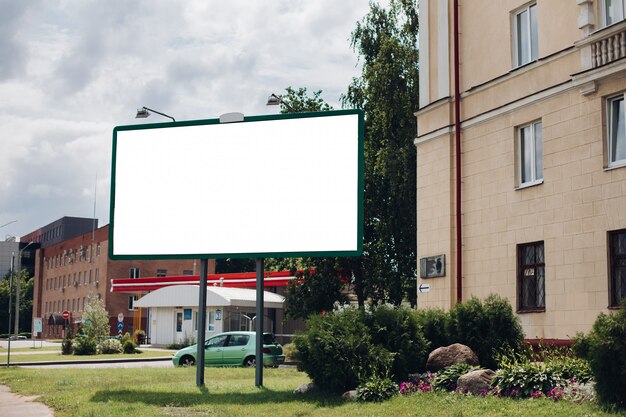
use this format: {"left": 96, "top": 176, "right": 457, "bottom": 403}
{"left": 109, "top": 110, "right": 363, "bottom": 259}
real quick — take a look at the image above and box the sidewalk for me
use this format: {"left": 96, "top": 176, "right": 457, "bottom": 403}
{"left": 0, "top": 385, "right": 54, "bottom": 417}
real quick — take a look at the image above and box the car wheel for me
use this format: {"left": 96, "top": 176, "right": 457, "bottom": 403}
{"left": 179, "top": 355, "right": 195, "bottom": 367}
{"left": 244, "top": 356, "right": 256, "bottom": 368}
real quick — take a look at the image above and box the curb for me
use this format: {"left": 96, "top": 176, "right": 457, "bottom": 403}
{"left": 3, "top": 356, "right": 172, "bottom": 367}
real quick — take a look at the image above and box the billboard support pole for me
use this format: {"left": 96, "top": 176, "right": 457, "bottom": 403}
{"left": 255, "top": 258, "right": 264, "bottom": 387}
{"left": 196, "top": 258, "right": 208, "bottom": 386}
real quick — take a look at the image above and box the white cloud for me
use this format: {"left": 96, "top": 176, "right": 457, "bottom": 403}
{"left": 0, "top": 0, "right": 381, "bottom": 238}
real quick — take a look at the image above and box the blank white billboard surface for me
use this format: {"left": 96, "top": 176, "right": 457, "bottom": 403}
{"left": 110, "top": 110, "right": 363, "bottom": 259}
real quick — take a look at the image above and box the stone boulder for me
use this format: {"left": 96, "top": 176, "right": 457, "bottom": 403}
{"left": 341, "top": 390, "right": 357, "bottom": 400}
{"left": 456, "top": 369, "right": 495, "bottom": 395}
{"left": 293, "top": 382, "right": 316, "bottom": 394}
{"left": 425, "top": 343, "right": 479, "bottom": 372}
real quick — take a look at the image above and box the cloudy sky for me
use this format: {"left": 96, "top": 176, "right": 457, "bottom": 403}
{"left": 0, "top": 0, "right": 383, "bottom": 240}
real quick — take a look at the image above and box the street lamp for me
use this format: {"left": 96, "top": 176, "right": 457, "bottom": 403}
{"left": 266, "top": 94, "right": 294, "bottom": 112}
{"left": 135, "top": 106, "right": 176, "bottom": 122}
{"left": 0, "top": 220, "right": 17, "bottom": 229}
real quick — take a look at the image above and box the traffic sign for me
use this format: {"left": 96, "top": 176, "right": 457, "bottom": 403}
{"left": 117, "top": 313, "right": 124, "bottom": 322}
{"left": 62, "top": 311, "right": 69, "bottom": 319}
{"left": 117, "top": 322, "right": 124, "bottom": 331}
{"left": 418, "top": 284, "right": 430, "bottom": 293}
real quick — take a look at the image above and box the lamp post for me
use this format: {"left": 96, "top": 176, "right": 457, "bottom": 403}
{"left": 0, "top": 220, "right": 17, "bottom": 229}
{"left": 135, "top": 106, "right": 176, "bottom": 122}
{"left": 266, "top": 94, "right": 295, "bottom": 112}
{"left": 6, "top": 254, "right": 15, "bottom": 367}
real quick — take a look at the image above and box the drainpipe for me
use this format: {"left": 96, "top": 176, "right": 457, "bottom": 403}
{"left": 453, "top": 0, "right": 462, "bottom": 304}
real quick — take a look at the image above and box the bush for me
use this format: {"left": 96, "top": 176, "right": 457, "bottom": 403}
{"left": 448, "top": 294, "right": 524, "bottom": 369}
{"left": 99, "top": 338, "right": 123, "bottom": 354}
{"left": 431, "top": 363, "right": 478, "bottom": 392}
{"left": 414, "top": 307, "right": 452, "bottom": 351}
{"left": 73, "top": 335, "right": 97, "bottom": 355}
{"left": 123, "top": 340, "right": 138, "bottom": 354}
{"left": 491, "top": 361, "right": 564, "bottom": 398}
{"left": 364, "top": 305, "right": 430, "bottom": 380}
{"left": 61, "top": 338, "right": 73, "bottom": 355}
{"left": 282, "top": 343, "right": 298, "bottom": 362}
{"left": 356, "top": 374, "right": 398, "bottom": 402}
{"left": 579, "top": 306, "right": 626, "bottom": 409}
{"left": 294, "top": 308, "right": 392, "bottom": 393}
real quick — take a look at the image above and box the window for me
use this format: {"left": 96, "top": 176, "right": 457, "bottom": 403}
{"left": 208, "top": 310, "right": 215, "bottom": 331}
{"left": 609, "top": 229, "right": 626, "bottom": 307}
{"left": 518, "top": 241, "right": 546, "bottom": 311}
{"left": 604, "top": 0, "right": 626, "bottom": 26}
{"left": 513, "top": 3, "right": 538, "bottom": 67}
{"left": 518, "top": 121, "right": 543, "bottom": 186}
{"left": 176, "top": 312, "right": 183, "bottom": 332}
{"left": 128, "top": 295, "right": 138, "bottom": 311}
{"left": 96, "top": 243, "right": 101, "bottom": 256}
{"left": 129, "top": 267, "right": 140, "bottom": 278}
{"left": 608, "top": 94, "right": 626, "bottom": 167}
{"left": 228, "top": 334, "right": 249, "bottom": 347}
{"left": 183, "top": 270, "right": 193, "bottom": 276}
{"left": 156, "top": 269, "right": 167, "bottom": 277}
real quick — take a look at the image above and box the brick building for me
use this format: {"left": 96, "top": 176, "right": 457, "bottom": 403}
{"left": 415, "top": 0, "right": 626, "bottom": 339}
{"left": 32, "top": 224, "right": 215, "bottom": 338}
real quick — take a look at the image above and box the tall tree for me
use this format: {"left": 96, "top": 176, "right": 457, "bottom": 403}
{"left": 343, "top": 0, "right": 419, "bottom": 306}
{"left": 0, "top": 269, "right": 33, "bottom": 334}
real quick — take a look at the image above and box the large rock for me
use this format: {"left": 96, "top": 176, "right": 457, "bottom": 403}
{"left": 425, "top": 343, "right": 479, "bottom": 371}
{"left": 457, "top": 369, "right": 495, "bottom": 395}
{"left": 293, "top": 382, "right": 316, "bottom": 394}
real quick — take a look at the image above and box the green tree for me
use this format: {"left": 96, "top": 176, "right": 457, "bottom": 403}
{"left": 342, "top": 0, "right": 419, "bottom": 306}
{"left": 0, "top": 269, "right": 33, "bottom": 334}
{"left": 276, "top": 86, "right": 333, "bottom": 113}
{"left": 82, "top": 297, "right": 110, "bottom": 341}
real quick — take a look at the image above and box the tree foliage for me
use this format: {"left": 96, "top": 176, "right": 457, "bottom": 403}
{"left": 342, "top": 0, "right": 419, "bottom": 306}
{"left": 0, "top": 269, "right": 34, "bottom": 334}
{"left": 82, "top": 297, "right": 110, "bottom": 341}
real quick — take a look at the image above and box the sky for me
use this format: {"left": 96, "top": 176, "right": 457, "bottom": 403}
{"left": 0, "top": 0, "right": 383, "bottom": 240}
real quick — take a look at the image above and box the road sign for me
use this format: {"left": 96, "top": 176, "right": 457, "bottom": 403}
{"left": 62, "top": 311, "right": 69, "bottom": 319}
{"left": 117, "top": 322, "right": 124, "bottom": 331}
{"left": 418, "top": 283, "right": 430, "bottom": 293}
{"left": 117, "top": 313, "right": 124, "bottom": 322}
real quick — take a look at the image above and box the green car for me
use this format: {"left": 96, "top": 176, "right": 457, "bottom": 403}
{"left": 172, "top": 331, "right": 285, "bottom": 367}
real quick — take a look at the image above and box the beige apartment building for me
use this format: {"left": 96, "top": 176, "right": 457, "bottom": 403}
{"left": 415, "top": 0, "right": 626, "bottom": 340}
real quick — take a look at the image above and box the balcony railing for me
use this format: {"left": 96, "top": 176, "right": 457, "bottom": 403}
{"left": 591, "top": 28, "right": 626, "bottom": 67}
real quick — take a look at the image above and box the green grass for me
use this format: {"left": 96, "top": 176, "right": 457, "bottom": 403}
{"left": 0, "top": 350, "right": 172, "bottom": 363}
{"left": 0, "top": 366, "right": 621, "bottom": 417}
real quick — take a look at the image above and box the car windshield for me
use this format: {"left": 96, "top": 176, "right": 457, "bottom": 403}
{"left": 262, "top": 333, "right": 276, "bottom": 344}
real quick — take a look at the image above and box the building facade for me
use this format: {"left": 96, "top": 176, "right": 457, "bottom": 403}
{"left": 416, "top": 0, "right": 626, "bottom": 339}
{"left": 32, "top": 224, "right": 214, "bottom": 338}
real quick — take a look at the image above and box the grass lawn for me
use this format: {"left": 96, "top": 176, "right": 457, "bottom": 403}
{"left": 0, "top": 366, "right": 621, "bottom": 417}
{"left": 0, "top": 350, "right": 172, "bottom": 363}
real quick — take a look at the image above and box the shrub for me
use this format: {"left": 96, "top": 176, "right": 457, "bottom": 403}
{"left": 282, "top": 343, "right": 298, "bottom": 362}
{"left": 431, "top": 363, "right": 478, "bottom": 392}
{"left": 123, "top": 340, "right": 138, "bottom": 354}
{"left": 414, "top": 307, "right": 452, "bottom": 351}
{"left": 364, "top": 305, "right": 430, "bottom": 380}
{"left": 294, "top": 308, "right": 392, "bottom": 393}
{"left": 580, "top": 306, "right": 626, "bottom": 409}
{"left": 73, "top": 335, "right": 97, "bottom": 355}
{"left": 356, "top": 374, "right": 398, "bottom": 402}
{"left": 449, "top": 294, "right": 524, "bottom": 369}
{"left": 99, "top": 338, "right": 123, "bottom": 354}
{"left": 61, "top": 338, "right": 73, "bottom": 355}
{"left": 491, "top": 361, "right": 564, "bottom": 398}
